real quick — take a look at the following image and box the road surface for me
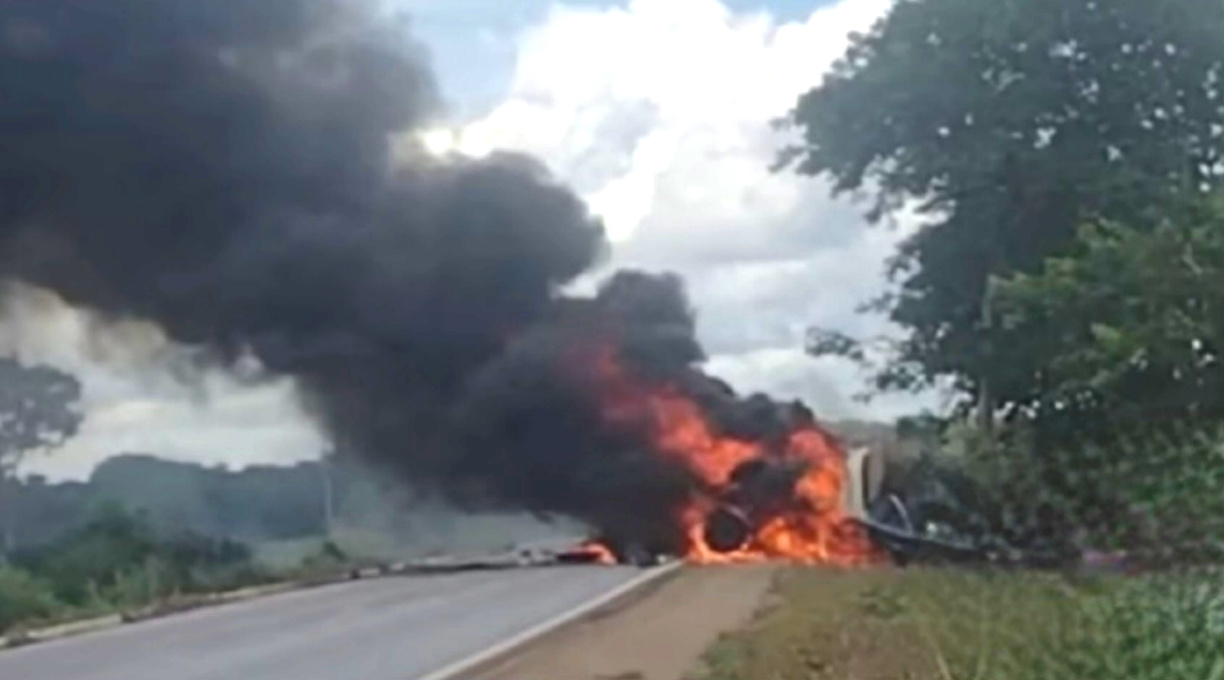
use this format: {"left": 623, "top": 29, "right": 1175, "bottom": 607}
{"left": 474, "top": 565, "right": 775, "bottom": 680}
{"left": 0, "top": 566, "right": 644, "bottom": 680}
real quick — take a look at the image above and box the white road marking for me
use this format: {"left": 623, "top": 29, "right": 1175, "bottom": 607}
{"left": 416, "top": 562, "right": 682, "bottom": 680}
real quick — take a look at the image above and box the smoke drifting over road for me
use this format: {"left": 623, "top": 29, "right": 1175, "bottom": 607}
{"left": 0, "top": 0, "right": 866, "bottom": 560}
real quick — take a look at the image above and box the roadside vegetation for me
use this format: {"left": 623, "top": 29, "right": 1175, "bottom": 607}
{"left": 0, "top": 501, "right": 392, "bottom": 635}
{"left": 697, "top": 567, "right": 1224, "bottom": 680}
{"left": 0, "top": 503, "right": 274, "bottom": 634}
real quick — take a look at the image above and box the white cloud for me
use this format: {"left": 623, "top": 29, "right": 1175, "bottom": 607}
{"left": 1, "top": 285, "right": 324, "bottom": 481}
{"left": 445, "top": 0, "right": 937, "bottom": 420}
{"left": 454, "top": 0, "right": 892, "bottom": 239}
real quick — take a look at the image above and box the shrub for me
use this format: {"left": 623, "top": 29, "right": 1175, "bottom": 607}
{"left": 1008, "top": 569, "right": 1224, "bottom": 680}
{"left": 0, "top": 565, "right": 63, "bottom": 632}
{"left": 14, "top": 502, "right": 265, "bottom": 612}
{"left": 16, "top": 501, "right": 159, "bottom": 606}
{"left": 1067, "top": 425, "right": 1224, "bottom": 563}
{"left": 297, "top": 539, "right": 349, "bottom": 574}
{"left": 944, "top": 420, "right": 1224, "bottom": 566}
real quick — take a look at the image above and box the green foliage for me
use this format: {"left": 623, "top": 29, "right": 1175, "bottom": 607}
{"left": 88, "top": 455, "right": 329, "bottom": 541}
{"left": 997, "top": 203, "right": 1223, "bottom": 433}
{"left": 785, "top": 0, "right": 1224, "bottom": 414}
{"left": 699, "top": 568, "right": 1224, "bottom": 680}
{"left": 13, "top": 502, "right": 265, "bottom": 611}
{"left": 20, "top": 501, "right": 159, "bottom": 606}
{"left": 1, "top": 500, "right": 272, "bottom": 632}
{"left": 950, "top": 569, "right": 1224, "bottom": 680}
{"left": 0, "top": 565, "right": 62, "bottom": 632}
{"left": 297, "top": 539, "right": 350, "bottom": 575}
{"left": 102, "top": 559, "right": 170, "bottom": 610}
{"left": 1062, "top": 425, "right": 1224, "bottom": 562}
{"left": 950, "top": 420, "right": 1074, "bottom": 552}
{"left": 1005, "top": 571, "right": 1224, "bottom": 680}
{"left": 5, "top": 455, "right": 351, "bottom": 551}
{"left": 0, "top": 357, "right": 83, "bottom": 466}
{"left": 0, "top": 357, "right": 83, "bottom": 555}
{"left": 946, "top": 419, "right": 1224, "bottom": 563}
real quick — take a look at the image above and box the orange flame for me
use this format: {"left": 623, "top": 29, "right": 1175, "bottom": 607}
{"left": 589, "top": 346, "right": 879, "bottom": 566}
{"left": 573, "top": 541, "right": 617, "bottom": 565}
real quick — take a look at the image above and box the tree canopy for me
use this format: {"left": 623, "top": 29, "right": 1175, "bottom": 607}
{"left": 0, "top": 357, "right": 82, "bottom": 553}
{"left": 0, "top": 357, "right": 83, "bottom": 474}
{"left": 785, "top": 0, "right": 1224, "bottom": 430}
{"left": 997, "top": 199, "right": 1223, "bottom": 435}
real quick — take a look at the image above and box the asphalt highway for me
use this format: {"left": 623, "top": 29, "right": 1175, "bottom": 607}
{"left": 0, "top": 566, "right": 643, "bottom": 680}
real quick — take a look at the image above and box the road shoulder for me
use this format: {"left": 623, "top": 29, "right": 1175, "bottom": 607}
{"left": 472, "top": 565, "right": 776, "bottom": 680}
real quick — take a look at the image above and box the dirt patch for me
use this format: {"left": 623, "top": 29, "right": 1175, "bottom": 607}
{"left": 472, "top": 565, "right": 776, "bottom": 680}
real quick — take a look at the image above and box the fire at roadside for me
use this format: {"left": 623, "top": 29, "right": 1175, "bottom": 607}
{"left": 553, "top": 434, "right": 1057, "bottom": 570}
{"left": 530, "top": 331, "right": 996, "bottom": 570}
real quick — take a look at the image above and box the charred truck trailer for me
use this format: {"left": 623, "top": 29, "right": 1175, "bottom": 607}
{"left": 579, "top": 444, "right": 997, "bottom": 567}
{"left": 702, "top": 447, "right": 886, "bottom": 553}
{"left": 572, "top": 446, "right": 892, "bottom": 566}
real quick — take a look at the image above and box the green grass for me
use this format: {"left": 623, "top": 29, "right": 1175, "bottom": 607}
{"left": 693, "top": 567, "right": 1224, "bottom": 680}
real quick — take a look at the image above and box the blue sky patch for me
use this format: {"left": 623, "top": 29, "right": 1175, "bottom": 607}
{"left": 400, "top": 0, "right": 834, "bottom": 117}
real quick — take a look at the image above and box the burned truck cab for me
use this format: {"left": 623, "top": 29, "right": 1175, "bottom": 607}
{"left": 841, "top": 446, "right": 886, "bottom": 522}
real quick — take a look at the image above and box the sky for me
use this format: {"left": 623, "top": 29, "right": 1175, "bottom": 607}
{"left": 14, "top": 0, "right": 941, "bottom": 482}
{"left": 406, "top": 0, "right": 835, "bottom": 118}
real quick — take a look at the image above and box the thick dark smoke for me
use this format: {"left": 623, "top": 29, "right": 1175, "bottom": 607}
{"left": 0, "top": 0, "right": 601, "bottom": 455}
{"left": 449, "top": 271, "right": 828, "bottom": 556}
{"left": 446, "top": 271, "right": 705, "bottom": 554}
{"left": 0, "top": 0, "right": 826, "bottom": 556}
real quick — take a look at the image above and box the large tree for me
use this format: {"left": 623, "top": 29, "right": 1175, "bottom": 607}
{"left": 0, "top": 357, "right": 83, "bottom": 553}
{"left": 784, "top": 0, "right": 1224, "bottom": 429}
{"left": 996, "top": 198, "right": 1223, "bottom": 436}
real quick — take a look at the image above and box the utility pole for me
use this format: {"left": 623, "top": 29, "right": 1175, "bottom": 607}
{"left": 0, "top": 459, "right": 18, "bottom": 561}
{"left": 977, "top": 276, "right": 997, "bottom": 452}
{"left": 0, "top": 469, "right": 11, "bottom": 561}
{"left": 320, "top": 450, "right": 335, "bottom": 539}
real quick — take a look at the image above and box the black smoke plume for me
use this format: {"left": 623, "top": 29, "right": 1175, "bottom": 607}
{"left": 445, "top": 271, "right": 703, "bottom": 555}
{"left": 448, "top": 271, "right": 832, "bottom": 556}
{"left": 0, "top": 0, "right": 601, "bottom": 455}
{"left": 0, "top": 0, "right": 829, "bottom": 557}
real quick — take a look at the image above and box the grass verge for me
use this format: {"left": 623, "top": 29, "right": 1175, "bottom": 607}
{"left": 692, "top": 567, "right": 1224, "bottom": 680}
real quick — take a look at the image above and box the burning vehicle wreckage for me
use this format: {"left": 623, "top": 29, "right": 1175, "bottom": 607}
{"left": 536, "top": 322, "right": 1024, "bottom": 571}
{"left": 557, "top": 431, "right": 1011, "bottom": 569}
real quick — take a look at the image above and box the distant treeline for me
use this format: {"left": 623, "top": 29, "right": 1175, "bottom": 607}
{"left": 4, "top": 455, "right": 394, "bottom": 550}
